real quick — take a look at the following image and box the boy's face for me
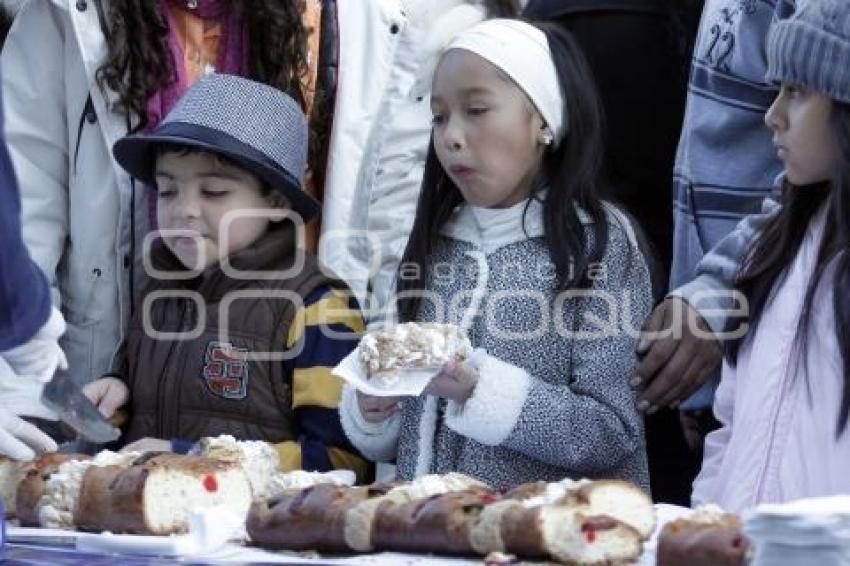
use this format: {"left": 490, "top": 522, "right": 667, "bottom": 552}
{"left": 155, "top": 151, "right": 282, "bottom": 270}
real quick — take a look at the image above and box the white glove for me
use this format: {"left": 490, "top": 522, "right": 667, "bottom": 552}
{"left": 0, "top": 306, "right": 68, "bottom": 382}
{"left": 0, "top": 407, "right": 57, "bottom": 459}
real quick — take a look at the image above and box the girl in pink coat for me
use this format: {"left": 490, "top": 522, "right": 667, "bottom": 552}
{"left": 692, "top": 0, "right": 850, "bottom": 512}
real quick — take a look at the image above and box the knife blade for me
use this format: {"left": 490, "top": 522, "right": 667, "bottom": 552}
{"left": 40, "top": 367, "right": 121, "bottom": 444}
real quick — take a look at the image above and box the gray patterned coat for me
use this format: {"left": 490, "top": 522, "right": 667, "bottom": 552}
{"left": 341, "top": 200, "right": 652, "bottom": 491}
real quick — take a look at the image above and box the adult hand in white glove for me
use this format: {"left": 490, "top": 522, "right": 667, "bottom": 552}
{"left": 0, "top": 306, "right": 68, "bottom": 382}
{"left": 0, "top": 407, "right": 57, "bottom": 459}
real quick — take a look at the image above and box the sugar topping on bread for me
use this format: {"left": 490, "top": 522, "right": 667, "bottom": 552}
{"left": 266, "top": 470, "right": 351, "bottom": 499}
{"left": 388, "top": 472, "right": 488, "bottom": 500}
{"left": 688, "top": 504, "right": 733, "bottom": 524}
{"left": 520, "top": 478, "right": 593, "bottom": 508}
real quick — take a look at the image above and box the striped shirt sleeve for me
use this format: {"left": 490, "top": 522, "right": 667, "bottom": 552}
{"left": 274, "top": 285, "right": 372, "bottom": 484}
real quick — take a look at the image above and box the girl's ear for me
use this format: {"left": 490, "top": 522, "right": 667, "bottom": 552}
{"left": 539, "top": 126, "right": 554, "bottom": 147}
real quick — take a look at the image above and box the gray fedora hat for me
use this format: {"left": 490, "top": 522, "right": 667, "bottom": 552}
{"left": 113, "top": 73, "right": 320, "bottom": 221}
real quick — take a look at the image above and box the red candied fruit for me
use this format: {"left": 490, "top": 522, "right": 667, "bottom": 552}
{"left": 480, "top": 493, "right": 501, "bottom": 504}
{"left": 203, "top": 474, "right": 218, "bottom": 492}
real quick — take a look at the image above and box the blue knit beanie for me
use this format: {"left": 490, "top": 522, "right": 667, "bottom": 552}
{"left": 767, "top": 0, "right": 850, "bottom": 104}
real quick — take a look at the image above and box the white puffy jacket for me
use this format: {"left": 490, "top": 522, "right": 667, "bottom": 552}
{"left": 320, "top": 0, "right": 492, "bottom": 318}
{"left": 2, "top": 0, "right": 145, "bottom": 385}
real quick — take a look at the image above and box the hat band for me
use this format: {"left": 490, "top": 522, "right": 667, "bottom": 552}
{"left": 153, "top": 121, "right": 302, "bottom": 191}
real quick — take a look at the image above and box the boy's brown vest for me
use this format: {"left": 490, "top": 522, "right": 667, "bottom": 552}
{"left": 123, "top": 224, "right": 335, "bottom": 443}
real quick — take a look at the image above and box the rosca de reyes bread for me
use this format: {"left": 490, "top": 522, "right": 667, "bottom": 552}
{"left": 247, "top": 482, "right": 394, "bottom": 552}
{"left": 657, "top": 505, "right": 748, "bottom": 566}
{"left": 0, "top": 455, "right": 34, "bottom": 519}
{"left": 246, "top": 474, "right": 656, "bottom": 565}
{"left": 15, "top": 453, "right": 91, "bottom": 527}
{"left": 74, "top": 453, "right": 251, "bottom": 535}
{"left": 371, "top": 488, "right": 501, "bottom": 555}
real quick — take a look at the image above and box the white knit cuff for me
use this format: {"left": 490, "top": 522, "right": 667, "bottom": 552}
{"left": 444, "top": 354, "right": 530, "bottom": 446}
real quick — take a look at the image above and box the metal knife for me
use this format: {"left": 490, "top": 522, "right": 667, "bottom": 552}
{"left": 40, "top": 367, "right": 121, "bottom": 444}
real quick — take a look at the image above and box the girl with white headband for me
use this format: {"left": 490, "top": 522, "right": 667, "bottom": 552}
{"left": 340, "top": 19, "right": 653, "bottom": 489}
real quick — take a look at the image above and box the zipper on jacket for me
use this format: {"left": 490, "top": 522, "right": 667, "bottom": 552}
{"left": 93, "top": 0, "right": 110, "bottom": 39}
{"left": 755, "top": 359, "right": 794, "bottom": 503}
{"left": 127, "top": 173, "right": 137, "bottom": 318}
{"left": 73, "top": 94, "right": 95, "bottom": 174}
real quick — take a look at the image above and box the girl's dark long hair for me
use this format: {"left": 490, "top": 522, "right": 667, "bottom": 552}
{"left": 396, "top": 22, "right": 608, "bottom": 322}
{"left": 94, "top": 1, "right": 309, "bottom": 130}
{"left": 485, "top": 0, "right": 522, "bottom": 17}
{"left": 725, "top": 102, "right": 850, "bottom": 437}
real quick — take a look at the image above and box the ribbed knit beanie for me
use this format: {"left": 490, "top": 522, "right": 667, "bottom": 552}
{"left": 767, "top": 0, "right": 850, "bottom": 104}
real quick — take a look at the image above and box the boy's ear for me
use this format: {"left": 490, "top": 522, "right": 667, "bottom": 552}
{"left": 267, "top": 192, "right": 292, "bottom": 223}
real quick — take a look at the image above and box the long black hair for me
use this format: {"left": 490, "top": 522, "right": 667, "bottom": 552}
{"left": 485, "top": 0, "right": 522, "bottom": 17}
{"left": 725, "top": 102, "right": 850, "bottom": 437}
{"left": 396, "top": 22, "right": 608, "bottom": 322}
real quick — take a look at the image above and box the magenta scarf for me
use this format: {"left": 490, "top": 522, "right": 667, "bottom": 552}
{"left": 144, "top": 1, "right": 248, "bottom": 226}
{"left": 144, "top": 0, "right": 248, "bottom": 132}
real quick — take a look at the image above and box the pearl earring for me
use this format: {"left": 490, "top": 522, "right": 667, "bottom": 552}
{"left": 541, "top": 130, "right": 553, "bottom": 146}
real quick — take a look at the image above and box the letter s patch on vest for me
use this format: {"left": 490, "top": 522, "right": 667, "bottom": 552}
{"left": 202, "top": 341, "right": 249, "bottom": 400}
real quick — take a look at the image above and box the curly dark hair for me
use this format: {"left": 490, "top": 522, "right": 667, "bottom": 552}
{"left": 93, "top": 0, "right": 310, "bottom": 131}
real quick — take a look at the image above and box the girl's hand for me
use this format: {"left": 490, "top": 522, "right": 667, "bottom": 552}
{"left": 356, "top": 391, "right": 406, "bottom": 423}
{"left": 82, "top": 377, "right": 129, "bottom": 419}
{"left": 121, "top": 437, "right": 172, "bottom": 454}
{"left": 423, "top": 360, "right": 479, "bottom": 404}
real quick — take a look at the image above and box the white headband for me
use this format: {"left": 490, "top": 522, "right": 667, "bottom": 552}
{"left": 445, "top": 18, "right": 567, "bottom": 144}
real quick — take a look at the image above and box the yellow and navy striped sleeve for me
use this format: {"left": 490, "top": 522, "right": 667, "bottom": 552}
{"left": 273, "top": 285, "right": 373, "bottom": 484}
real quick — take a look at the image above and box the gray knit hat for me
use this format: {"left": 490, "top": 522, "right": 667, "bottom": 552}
{"left": 114, "top": 73, "right": 320, "bottom": 220}
{"left": 767, "top": 0, "right": 850, "bottom": 104}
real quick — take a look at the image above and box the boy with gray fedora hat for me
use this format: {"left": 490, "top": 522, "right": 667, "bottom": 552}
{"left": 83, "top": 74, "right": 370, "bottom": 481}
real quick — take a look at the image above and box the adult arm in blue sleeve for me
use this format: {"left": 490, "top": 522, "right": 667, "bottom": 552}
{"left": 0, "top": 73, "right": 51, "bottom": 351}
{"left": 635, "top": 195, "right": 781, "bottom": 410}
{"left": 671, "top": 195, "right": 781, "bottom": 334}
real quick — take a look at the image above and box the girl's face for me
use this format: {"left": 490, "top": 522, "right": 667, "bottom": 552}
{"left": 766, "top": 84, "right": 839, "bottom": 186}
{"left": 155, "top": 152, "right": 283, "bottom": 270}
{"left": 431, "top": 49, "right": 548, "bottom": 208}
